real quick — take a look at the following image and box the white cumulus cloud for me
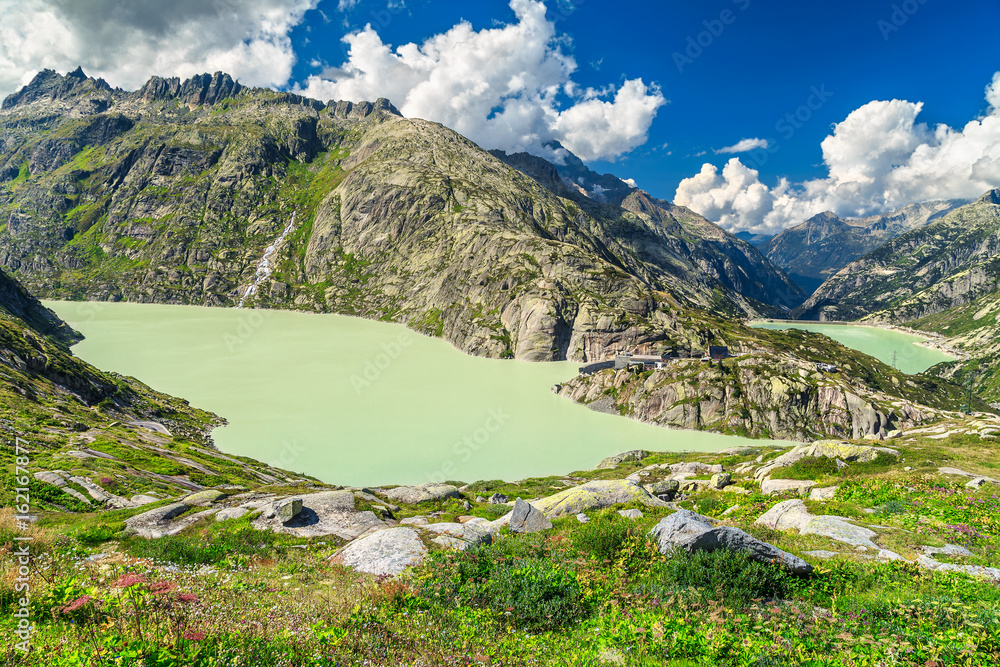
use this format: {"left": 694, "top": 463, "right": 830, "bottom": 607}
{"left": 715, "top": 137, "right": 769, "bottom": 154}
{"left": 0, "top": 0, "right": 317, "bottom": 99}
{"left": 295, "top": 0, "right": 665, "bottom": 161}
{"left": 675, "top": 73, "right": 1000, "bottom": 235}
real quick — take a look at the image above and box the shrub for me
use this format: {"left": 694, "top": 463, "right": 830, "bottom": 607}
{"left": 75, "top": 521, "right": 125, "bottom": 546}
{"left": 781, "top": 456, "right": 839, "bottom": 480}
{"left": 645, "top": 547, "right": 792, "bottom": 606}
{"left": 122, "top": 526, "right": 283, "bottom": 565}
{"left": 418, "top": 544, "right": 584, "bottom": 631}
{"left": 570, "top": 509, "right": 640, "bottom": 562}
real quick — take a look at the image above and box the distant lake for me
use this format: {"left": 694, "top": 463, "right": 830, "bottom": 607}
{"left": 750, "top": 322, "right": 954, "bottom": 374}
{"left": 48, "top": 301, "right": 782, "bottom": 487}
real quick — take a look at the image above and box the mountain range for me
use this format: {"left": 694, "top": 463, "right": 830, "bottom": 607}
{"left": 0, "top": 66, "right": 992, "bottom": 437}
{"left": 0, "top": 68, "right": 804, "bottom": 364}
{"left": 761, "top": 200, "right": 965, "bottom": 295}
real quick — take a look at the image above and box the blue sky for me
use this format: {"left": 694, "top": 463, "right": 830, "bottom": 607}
{"left": 287, "top": 0, "right": 1000, "bottom": 213}
{"left": 2, "top": 0, "right": 998, "bottom": 232}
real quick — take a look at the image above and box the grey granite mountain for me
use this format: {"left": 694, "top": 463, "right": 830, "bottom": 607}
{"left": 1, "top": 68, "right": 804, "bottom": 363}
{"left": 490, "top": 148, "right": 805, "bottom": 312}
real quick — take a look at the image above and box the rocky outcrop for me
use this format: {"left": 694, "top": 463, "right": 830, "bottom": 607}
{"left": 756, "top": 499, "right": 879, "bottom": 549}
{"left": 595, "top": 450, "right": 649, "bottom": 470}
{"left": 557, "top": 352, "right": 943, "bottom": 441}
{"left": 382, "top": 484, "right": 462, "bottom": 505}
{"left": 650, "top": 510, "right": 813, "bottom": 575}
{"left": 252, "top": 491, "right": 387, "bottom": 540}
{"left": 754, "top": 441, "right": 898, "bottom": 479}
{"left": 532, "top": 480, "right": 667, "bottom": 518}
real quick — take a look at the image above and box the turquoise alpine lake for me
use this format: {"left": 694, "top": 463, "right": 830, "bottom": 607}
{"left": 47, "top": 301, "right": 782, "bottom": 487}
{"left": 750, "top": 322, "right": 954, "bottom": 374}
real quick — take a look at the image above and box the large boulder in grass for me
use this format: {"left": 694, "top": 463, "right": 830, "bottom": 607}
{"left": 533, "top": 480, "right": 668, "bottom": 519}
{"left": 595, "top": 450, "right": 649, "bottom": 470}
{"left": 650, "top": 510, "right": 813, "bottom": 575}
{"left": 382, "top": 483, "right": 462, "bottom": 505}
{"left": 331, "top": 527, "right": 428, "bottom": 576}
{"left": 509, "top": 499, "right": 553, "bottom": 534}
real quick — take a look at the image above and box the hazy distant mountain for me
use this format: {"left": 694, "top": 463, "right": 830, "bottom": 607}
{"left": 734, "top": 231, "right": 773, "bottom": 247}
{"left": 796, "top": 190, "right": 1000, "bottom": 322}
{"left": 763, "top": 200, "right": 965, "bottom": 295}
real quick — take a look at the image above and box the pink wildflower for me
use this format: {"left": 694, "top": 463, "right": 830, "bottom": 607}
{"left": 62, "top": 595, "right": 93, "bottom": 613}
{"left": 182, "top": 630, "right": 206, "bottom": 641}
{"left": 111, "top": 573, "right": 146, "bottom": 588}
{"left": 149, "top": 581, "right": 177, "bottom": 595}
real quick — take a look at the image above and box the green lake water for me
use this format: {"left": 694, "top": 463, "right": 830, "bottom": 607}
{"left": 750, "top": 322, "right": 954, "bottom": 374}
{"left": 47, "top": 301, "right": 780, "bottom": 487}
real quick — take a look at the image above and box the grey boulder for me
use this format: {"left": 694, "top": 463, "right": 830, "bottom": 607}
{"left": 508, "top": 499, "right": 553, "bottom": 533}
{"left": 383, "top": 483, "right": 462, "bottom": 505}
{"left": 650, "top": 509, "right": 813, "bottom": 575}
{"left": 331, "top": 527, "right": 428, "bottom": 576}
{"left": 756, "top": 499, "right": 879, "bottom": 549}
{"left": 595, "top": 450, "right": 649, "bottom": 470}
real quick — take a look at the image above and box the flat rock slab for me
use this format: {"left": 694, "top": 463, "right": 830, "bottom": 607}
{"left": 650, "top": 510, "right": 812, "bottom": 575}
{"left": 184, "top": 490, "right": 229, "bottom": 506}
{"left": 534, "top": 480, "right": 667, "bottom": 518}
{"left": 809, "top": 486, "right": 839, "bottom": 501}
{"left": 254, "top": 491, "right": 387, "bottom": 539}
{"left": 34, "top": 471, "right": 92, "bottom": 505}
{"left": 761, "top": 479, "right": 817, "bottom": 496}
{"left": 125, "top": 503, "right": 216, "bottom": 539}
{"left": 422, "top": 523, "right": 493, "bottom": 550}
{"left": 509, "top": 498, "right": 553, "bottom": 533}
{"left": 618, "top": 509, "right": 644, "bottom": 519}
{"left": 917, "top": 555, "right": 1000, "bottom": 581}
{"left": 126, "top": 502, "right": 191, "bottom": 538}
{"left": 803, "top": 550, "right": 840, "bottom": 559}
{"left": 924, "top": 544, "right": 974, "bottom": 557}
{"left": 756, "top": 499, "right": 878, "bottom": 549}
{"left": 215, "top": 507, "right": 249, "bottom": 522}
{"left": 383, "top": 484, "right": 462, "bottom": 505}
{"left": 332, "top": 527, "right": 428, "bottom": 576}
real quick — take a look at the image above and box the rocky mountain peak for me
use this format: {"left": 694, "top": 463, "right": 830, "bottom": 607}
{"left": 1, "top": 67, "right": 111, "bottom": 110}
{"left": 978, "top": 188, "right": 1000, "bottom": 206}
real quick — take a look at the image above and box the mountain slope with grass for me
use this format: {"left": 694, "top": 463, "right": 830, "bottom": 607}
{"left": 0, "top": 68, "right": 806, "bottom": 363}
{"left": 0, "top": 266, "right": 313, "bottom": 513}
{"left": 4, "top": 418, "right": 1000, "bottom": 666}
{"left": 908, "top": 291, "right": 1000, "bottom": 404}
